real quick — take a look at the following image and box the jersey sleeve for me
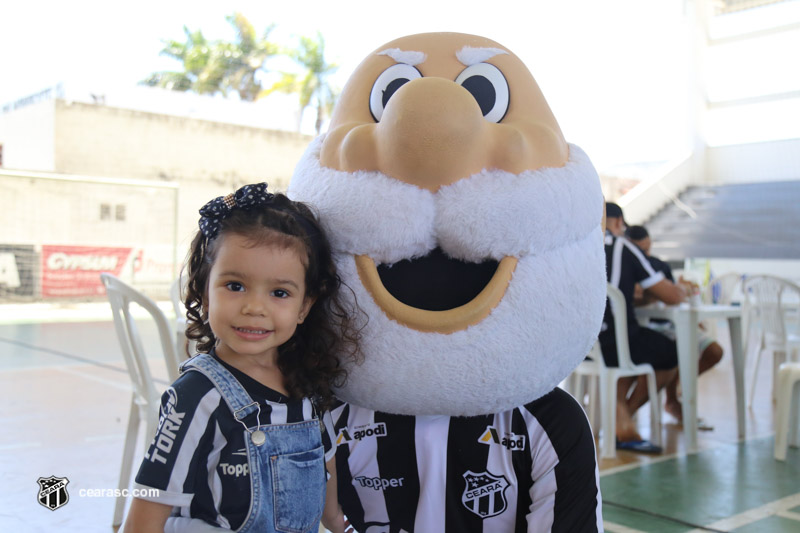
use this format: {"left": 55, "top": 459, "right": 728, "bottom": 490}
{"left": 524, "top": 389, "right": 603, "bottom": 532}
{"left": 648, "top": 255, "right": 674, "bottom": 282}
{"left": 622, "top": 238, "right": 664, "bottom": 289}
{"left": 133, "top": 371, "right": 221, "bottom": 507}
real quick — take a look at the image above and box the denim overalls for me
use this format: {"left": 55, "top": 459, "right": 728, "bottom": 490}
{"left": 167, "top": 353, "right": 326, "bottom": 533}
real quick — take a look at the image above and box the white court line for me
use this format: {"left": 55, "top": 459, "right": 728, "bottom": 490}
{"left": 84, "top": 434, "right": 124, "bottom": 443}
{"left": 599, "top": 452, "right": 682, "bottom": 476}
{"left": 55, "top": 366, "right": 133, "bottom": 392}
{"left": 777, "top": 510, "right": 800, "bottom": 522}
{"left": 687, "top": 493, "right": 800, "bottom": 532}
{"left": 603, "top": 520, "right": 647, "bottom": 533}
{"left": 0, "top": 441, "right": 43, "bottom": 451}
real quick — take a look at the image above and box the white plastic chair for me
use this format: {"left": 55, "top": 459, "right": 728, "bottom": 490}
{"left": 100, "top": 273, "right": 181, "bottom": 526}
{"left": 702, "top": 272, "right": 742, "bottom": 305}
{"left": 570, "top": 283, "right": 662, "bottom": 459}
{"left": 742, "top": 275, "right": 800, "bottom": 408}
{"left": 775, "top": 362, "right": 800, "bottom": 461}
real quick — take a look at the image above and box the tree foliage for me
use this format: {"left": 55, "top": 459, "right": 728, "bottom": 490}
{"left": 265, "top": 32, "right": 339, "bottom": 134}
{"left": 141, "top": 13, "right": 278, "bottom": 102}
{"left": 142, "top": 15, "right": 339, "bottom": 133}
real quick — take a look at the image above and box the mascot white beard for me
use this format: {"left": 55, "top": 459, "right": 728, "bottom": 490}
{"left": 290, "top": 135, "right": 607, "bottom": 417}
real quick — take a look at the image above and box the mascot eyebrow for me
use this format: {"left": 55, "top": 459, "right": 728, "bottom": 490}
{"left": 376, "top": 46, "right": 508, "bottom": 67}
{"left": 456, "top": 46, "right": 508, "bottom": 66}
{"left": 376, "top": 48, "right": 426, "bottom": 65}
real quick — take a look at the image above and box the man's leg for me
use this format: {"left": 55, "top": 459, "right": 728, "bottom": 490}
{"left": 621, "top": 327, "right": 680, "bottom": 430}
{"left": 616, "top": 376, "right": 641, "bottom": 441}
{"left": 665, "top": 340, "right": 724, "bottom": 421}
{"left": 628, "top": 369, "right": 678, "bottom": 414}
{"left": 665, "top": 375, "right": 682, "bottom": 421}
{"left": 699, "top": 341, "right": 724, "bottom": 374}
{"left": 616, "top": 367, "right": 677, "bottom": 442}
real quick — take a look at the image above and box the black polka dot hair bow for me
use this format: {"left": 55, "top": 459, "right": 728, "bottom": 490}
{"left": 198, "top": 182, "right": 273, "bottom": 239}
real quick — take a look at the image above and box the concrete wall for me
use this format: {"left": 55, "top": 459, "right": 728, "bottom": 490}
{"left": 0, "top": 100, "right": 56, "bottom": 171}
{"left": 707, "top": 138, "right": 800, "bottom": 184}
{"left": 0, "top": 100, "right": 319, "bottom": 299}
{"left": 44, "top": 100, "right": 315, "bottom": 251}
{"left": 52, "top": 100, "right": 312, "bottom": 189}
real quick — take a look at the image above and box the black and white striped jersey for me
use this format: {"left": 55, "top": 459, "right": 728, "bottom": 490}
{"left": 603, "top": 230, "right": 665, "bottom": 339}
{"left": 331, "top": 387, "right": 602, "bottom": 533}
{"left": 133, "top": 352, "right": 334, "bottom": 530}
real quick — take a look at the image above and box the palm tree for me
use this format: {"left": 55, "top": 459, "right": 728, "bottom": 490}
{"left": 220, "top": 13, "right": 279, "bottom": 101}
{"left": 141, "top": 13, "right": 278, "bottom": 102}
{"left": 141, "top": 26, "right": 220, "bottom": 94}
{"left": 265, "top": 32, "right": 338, "bottom": 134}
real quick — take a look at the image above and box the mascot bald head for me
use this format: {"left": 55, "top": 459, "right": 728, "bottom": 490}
{"left": 290, "top": 32, "right": 606, "bottom": 416}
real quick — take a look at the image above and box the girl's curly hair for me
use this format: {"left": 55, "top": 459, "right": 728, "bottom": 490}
{"left": 183, "top": 192, "right": 362, "bottom": 412}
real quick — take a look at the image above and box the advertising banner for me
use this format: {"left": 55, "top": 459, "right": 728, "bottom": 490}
{"left": 41, "top": 245, "right": 134, "bottom": 298}
{"left": 0, "top": 244, "right": 37, "bottom": 298}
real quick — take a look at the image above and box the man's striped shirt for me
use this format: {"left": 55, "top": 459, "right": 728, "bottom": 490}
{"left": 603, "top": 230, "right": 664, "bottom": 339}
{"left": 331, "top": 387, "right": 602, "bottom": 532}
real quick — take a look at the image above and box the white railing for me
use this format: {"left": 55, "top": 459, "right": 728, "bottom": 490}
{"left": 617, "top": 152, "right": 695, "bottom": 226}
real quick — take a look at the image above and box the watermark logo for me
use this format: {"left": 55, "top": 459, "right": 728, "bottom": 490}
{"left": 37, "top": 476, "right": 70, "bottom": 511}
{"left": 78, "top": 487, "right": 160, "bottom": 498}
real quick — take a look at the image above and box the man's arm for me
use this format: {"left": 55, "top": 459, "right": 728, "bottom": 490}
{"left": 646, "top": 278, "right": 689, "bottom": 305}
{"left": 526, "top": 391, "right": 602, "bottom": 532}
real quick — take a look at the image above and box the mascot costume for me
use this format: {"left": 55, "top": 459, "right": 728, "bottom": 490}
{"left": 289, "top": 33, "right": 607, "bottom": 532}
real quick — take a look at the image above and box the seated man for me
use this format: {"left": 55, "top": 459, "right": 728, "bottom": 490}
{"left": 600, "top": 203, "right": 687, "bottom": 452}
{"left": 625, "top": 224, "right": 724, "bottom": 425}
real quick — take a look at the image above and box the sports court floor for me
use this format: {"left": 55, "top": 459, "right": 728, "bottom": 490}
{"left": 0, "top": 304, "right": 797, "bottom": 532}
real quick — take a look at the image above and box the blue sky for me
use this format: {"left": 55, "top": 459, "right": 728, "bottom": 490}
{"left": 3, "top": 0, "right": 796, "bottom": 170}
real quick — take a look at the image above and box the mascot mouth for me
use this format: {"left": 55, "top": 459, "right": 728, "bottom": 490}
{"left": 355, "top": 248, "right": 517, "bottom": 334}
{"left": 377, "top": 248, "right": 498, "bottom": 310}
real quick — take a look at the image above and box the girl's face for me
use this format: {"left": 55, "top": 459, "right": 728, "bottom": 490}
{"left": 206, "top": 233, "right": 313, "bottom": 363}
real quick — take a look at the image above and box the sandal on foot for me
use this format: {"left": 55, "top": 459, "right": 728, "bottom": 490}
{"left": 697, "top": 418, "right": 714, "bottom": 431}
{"left": 615, "top": 439, "right": 663, "bottom": 454}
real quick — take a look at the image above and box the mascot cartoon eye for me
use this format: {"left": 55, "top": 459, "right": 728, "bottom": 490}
{"left": 369, "top": 63, "right": 423, "bottom": 122}
{"left": 454, "top": 62, "right": 509, "bottom": 123}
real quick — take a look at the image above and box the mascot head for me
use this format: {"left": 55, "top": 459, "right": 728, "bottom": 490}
{"left": 289, "top": 32, "right": 606, "bottom": 416}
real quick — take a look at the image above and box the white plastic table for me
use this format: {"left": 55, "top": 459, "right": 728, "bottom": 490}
{"left": 635, "top": 302, "right": 745, "bottom": 452}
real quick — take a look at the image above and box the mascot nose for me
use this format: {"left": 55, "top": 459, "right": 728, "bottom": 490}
{"left": 375, "top": 77, "right": 489, "bottom": 191}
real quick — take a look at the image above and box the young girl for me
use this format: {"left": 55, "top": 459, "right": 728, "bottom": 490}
{"left": 124, "top": 183, "right": 360, "bottom": 533}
